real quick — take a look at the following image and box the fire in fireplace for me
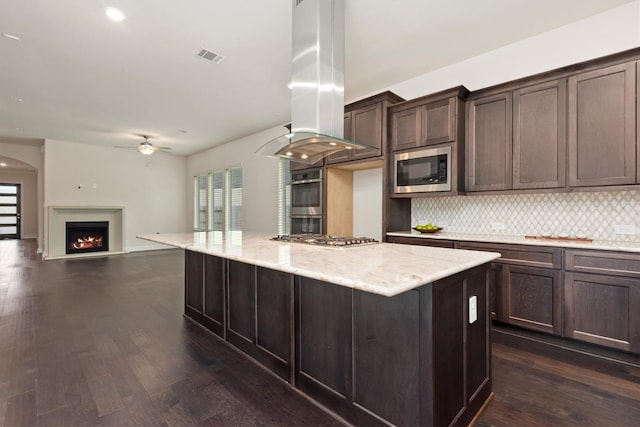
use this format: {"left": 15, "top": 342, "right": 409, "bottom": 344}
{"left": 65, "top": 221, "right": 109, "bottom": 254}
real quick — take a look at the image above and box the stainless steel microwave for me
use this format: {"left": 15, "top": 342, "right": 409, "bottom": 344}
{"left": 394, "top": 146, "right": 451, "bottom": 193}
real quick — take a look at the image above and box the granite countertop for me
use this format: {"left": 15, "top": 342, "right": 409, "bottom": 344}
{"left": 137, "top": 231, "right": 500, "bottom": 297}
{"left": 386, "top": 230, "right": 640, "bottom": 253}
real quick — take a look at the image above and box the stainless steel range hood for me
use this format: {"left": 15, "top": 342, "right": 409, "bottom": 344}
{"left": 256, "top": 0, "right": 372, "bottom": 164}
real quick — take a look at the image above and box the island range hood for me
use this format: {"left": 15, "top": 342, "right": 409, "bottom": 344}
{"left": 256, "top": 0, "right": 373, "bottom": 164}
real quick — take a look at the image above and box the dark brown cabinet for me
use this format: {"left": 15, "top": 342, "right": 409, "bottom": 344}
{"left": 296, "top": 277, "right": 352, "bottom": 401}
{"left": 466, "top": 78, "right": 568, "bottom": 192}
{"left": 326, "top": 92, "right": 403, "bottom": 165}
{"left": 458, "top": 242, "right": 563, "bottom": 335}
{"left": 568, "top": 61, "right": 637, "bottom": 187}
{"left": 564, "top": 250, "right": 640, "bottom": 353}
{"left": 226, "top": 261, "right": 293, "bottom": 381}
{"left": 388, "top": 87, "right": 468, "bottom": 198}
{"left": 513, "top": 79, "right": 567, "bottom": 189}
{"left": 391, "top": 96, "right": 457, "bottom": 151}
{"left": 185, "top": 251, "right": 225, "bottom": 337}
{"left": 295, "top": 266, "right": 492, "bottom": 427}
{"left": 466, "top": 92, "right": 513, "bottom": 191}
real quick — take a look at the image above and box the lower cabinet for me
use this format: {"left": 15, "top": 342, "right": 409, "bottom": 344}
{"left": 295, "top": 266, "right": 491, "bottom": 427}
{"left": 498, "top": 264, "right": 562, "bottom": 335}
{"left": 226, "top": 260, "right": 294, "bottom": 381}
{"left": 458, "top": 242, "right": 563, "bottom": 336}
{"left": 564, "top": 250, "right": 640, "bottom": 354}
{"left": 186, "top": 249, "right": 492, "bottom": 426}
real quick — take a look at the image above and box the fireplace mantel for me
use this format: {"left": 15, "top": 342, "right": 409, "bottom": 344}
{"left": 45, "top": 206, "right": 127, "bottom": 260}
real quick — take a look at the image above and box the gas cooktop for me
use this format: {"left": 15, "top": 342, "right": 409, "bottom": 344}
{"left": 271, "top": 234, "right": 379, "bottom": 247}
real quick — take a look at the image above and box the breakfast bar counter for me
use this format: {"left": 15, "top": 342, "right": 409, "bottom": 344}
{"left": 137, "top": 231, "right": 500, "bottom": 426}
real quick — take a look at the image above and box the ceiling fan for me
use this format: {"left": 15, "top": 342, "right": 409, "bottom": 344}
{"left": 116, "top": 135, "right": 171, "bottom": 155}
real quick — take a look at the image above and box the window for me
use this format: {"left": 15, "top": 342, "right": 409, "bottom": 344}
{"left": 193, "top": 174, "right": 208, "bottom": 231}
{"left": 209, "top": 170, "right": 224, "bottom": 231}
{"left": 278, "top": 159, "right": 291, "bottom": 234}
{"left": 226, "top": 166, "right": 242, "bottom": 231}
{"left": 193, "top": 166, "right": 242, "bottom": 233}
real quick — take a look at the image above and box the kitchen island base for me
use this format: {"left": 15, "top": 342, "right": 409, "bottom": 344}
{"left": 184, "top": 250, "right": 492, "bottom": 427}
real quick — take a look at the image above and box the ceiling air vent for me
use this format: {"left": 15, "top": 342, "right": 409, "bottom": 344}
{"left": 195, "top": 48, "right": 225, "bottom": 64}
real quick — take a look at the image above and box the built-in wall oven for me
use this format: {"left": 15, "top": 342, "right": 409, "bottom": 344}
{"left": 290, "top": 169, "right": 323, "bottom": 234}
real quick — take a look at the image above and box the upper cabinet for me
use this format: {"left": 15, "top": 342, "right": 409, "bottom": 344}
{"left": 568, "top": 61, "right": 637, "bottom": 187}
{"left": 391, "top": 96, "right": 457, "bottom": 151}
{"left": 326, "top": 92, "right": 404, "bottom": 166}
{"left": 467, "top": 79, "right": 567, "bottom": 192}
{"left": 466, "top": 92, "right": 513, "bottom": 191}
{"left": 466, "top": 51, "right": 640, "bottom": 194}
{"left": 388, "top": 86, "right": 469, "bottom": 197}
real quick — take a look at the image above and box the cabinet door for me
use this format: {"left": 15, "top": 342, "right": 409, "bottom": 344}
{"left": 513, "top": 79, "right": 567, "bottom": 189}
{"left": 467, "top": 92, "right": 513, "bottom": 191}
{"left": 202, "top": 255, "right": 225, "bottom": 337}
{"left": 255, "top": 267, "right": 293, "bottom": 381}
{"left": 185, "top": 250, "right": 204, "bottom": 316}
{"left": 353, "top": 290, "right": 420, "bottom": 426}
{"left": 351, "top": 103, "right": 383, "bottom": 161}
{"left": 226, "top": 260, "right": 256, "bottom": 354}
{"left": 568, "top": 62, "right": 636, "bottom": 187}
{"left": 422, "top": 97, "right": 455, "bottom": 146}
{"left": 296, "top": 277, "right": 352, "bottom": 401}
{"left": 499, "top": 264, "right": 562, "bottom": 335}
{"left": 564, "top": 272, "right": 640, "bottom": 353}
{"left": 326, "top": 112, "right": 352, "bottom": 164}
{"left": 391, "top": 106, "right": 421, "bottom": 151}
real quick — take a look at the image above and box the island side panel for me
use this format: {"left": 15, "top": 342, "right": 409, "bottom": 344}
{"left": 203, "top": 254, "right": 225, "bottom": 337}
{"left": 432, "top": 272, "right": 466, "bottom": 426}
{"left": 353, "top": 289, "right": 421, "bottom": 426}
{"left": 296, "top": 276, "right": 353, "bottom": 402}
{"left": 185, "top": 250, "right": 204, "bottom": 321}
{"left": 226, "top": 260, "right": 256, "bottom": 354}
{"left": 464, "top": 266, "right": 492, "bottom": 423}
{"left": 255, "top": 266, "right": 294, "bottom": 381}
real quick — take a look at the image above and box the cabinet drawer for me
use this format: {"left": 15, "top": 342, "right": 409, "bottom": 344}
{"left": 565, "top": 250, "right": 640, "bottom": 278}
{"left": 458, "top": 242, "right": 561, "bottom": 269}
{"left": 387, "top": 236, "right": 455, "bottom": 248}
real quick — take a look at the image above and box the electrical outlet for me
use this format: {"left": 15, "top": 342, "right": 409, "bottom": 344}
{"left": 491, "top": 222, "right": 505, "bottom": 231}
{"left": 469, "top": 295, "right": 477, "bottom": 324}
{"left": 614, "top": 224, "right": 636, "bottom": 235}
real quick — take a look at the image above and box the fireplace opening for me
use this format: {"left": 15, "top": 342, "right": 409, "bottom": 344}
{"left": 65, "top": 221, "right": 109, "bottom": 254}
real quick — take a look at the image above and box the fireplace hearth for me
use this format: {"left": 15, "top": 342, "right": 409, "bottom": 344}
{"left": 65, "top": 221, "right": 109, "bottom": 254}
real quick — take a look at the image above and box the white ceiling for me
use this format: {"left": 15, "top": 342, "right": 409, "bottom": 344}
{"left": 0, "top": 0, "right": 634, "bottom": 156}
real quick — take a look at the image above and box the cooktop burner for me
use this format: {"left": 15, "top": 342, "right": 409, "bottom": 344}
{"left": 271, "top": 234, "right": 379, "bottom": 247}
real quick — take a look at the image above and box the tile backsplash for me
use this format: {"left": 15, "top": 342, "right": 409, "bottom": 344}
{"left": 412, "top": 191, "right": 640, "bottom": 242}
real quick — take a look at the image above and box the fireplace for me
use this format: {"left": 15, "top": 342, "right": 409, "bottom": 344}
{"left": 65, "top": 221, "right": 109, "bottom": 254}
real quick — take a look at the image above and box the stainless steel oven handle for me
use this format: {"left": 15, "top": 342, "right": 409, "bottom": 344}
{"left": 291, "top": 178, "right": 322, "bottom": 185}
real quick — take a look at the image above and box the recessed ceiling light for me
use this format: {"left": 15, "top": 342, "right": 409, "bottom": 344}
{"left": 2, "top": 33, "right": 20, "bottom": 41}
{"left": 105, "top": 7, "right": 125, "bottom": 22}
{"left": 0, "top": 163, "right": 7, "bottom": 167}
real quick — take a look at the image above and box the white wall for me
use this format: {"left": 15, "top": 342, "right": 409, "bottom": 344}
{"left": 187, "top": 126, "right": 285, "bottom": 233}
{"left": 0, "top": 140, "right": 45, "bottom": 246}
{"left": 386, "top": 1, "right": 640, "bottom": 100}
{"left": 0, "top": 169, "right": 38, "bottom": 238}
{"left": 43, "top": 139, "right": 187, "bottom": 253}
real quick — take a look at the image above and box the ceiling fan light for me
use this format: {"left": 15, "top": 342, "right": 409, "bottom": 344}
{"left": 138, "top": 143, "right": 154, "bottom": 155}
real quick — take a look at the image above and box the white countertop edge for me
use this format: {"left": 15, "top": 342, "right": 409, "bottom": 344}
{"left": 137, "top": 233, "right": 500, "bottom": 297}
{"left": 386, "top": 231, "right": 640, "bottom": 253}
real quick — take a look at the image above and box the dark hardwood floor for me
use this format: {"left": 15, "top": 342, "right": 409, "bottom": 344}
{"left": 1, "top": 239, "right": 639, "bottom": 426}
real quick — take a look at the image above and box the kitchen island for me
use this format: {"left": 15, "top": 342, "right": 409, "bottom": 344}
{"left": 138, "top": 231, "right": 500, "bottom": 427}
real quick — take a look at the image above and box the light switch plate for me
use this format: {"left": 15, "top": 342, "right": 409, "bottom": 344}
{"left": 469, "top": 295, "right": 477, "bottom": 324}
{"left": 491, "top": 222, "right": 505, "bottom": 231}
